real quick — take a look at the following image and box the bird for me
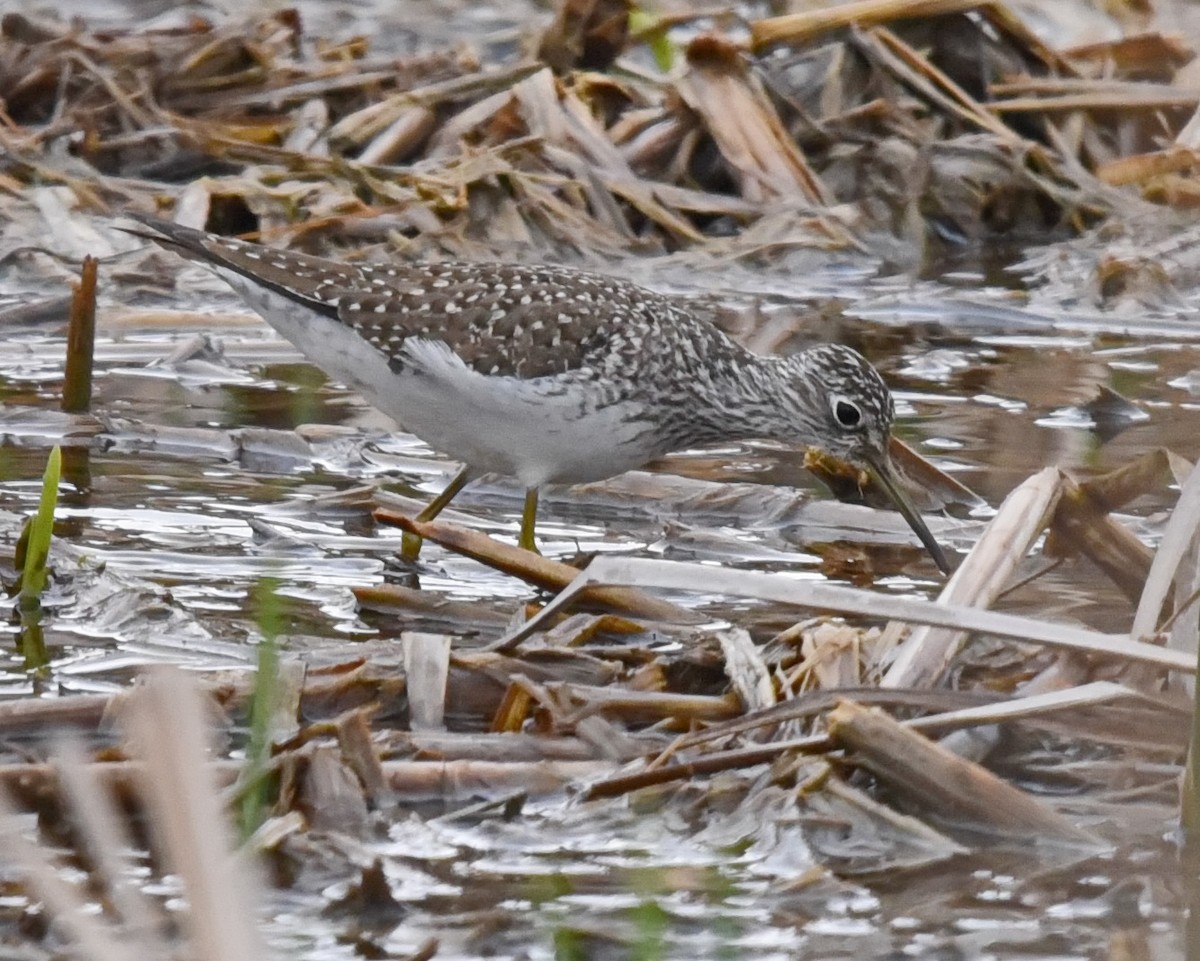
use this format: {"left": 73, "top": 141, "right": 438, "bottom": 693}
{"left": 123, "top": 214, "right": 951, "bottom": 574}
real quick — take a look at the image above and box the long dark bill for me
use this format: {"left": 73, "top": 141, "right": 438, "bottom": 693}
{"left": 864, "top": 452, "right": 952, "bottom": 576}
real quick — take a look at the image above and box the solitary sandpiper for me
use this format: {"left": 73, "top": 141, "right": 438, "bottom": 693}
{"left": 126, "top": 215, "right": 951, "bottom": 574}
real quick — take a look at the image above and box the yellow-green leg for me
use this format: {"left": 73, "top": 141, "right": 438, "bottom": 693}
{"left": 518, "top": 487, "right": 540, "bottom": 554}
{"left": 400, "top": 466, "right": 471, "bottom": 561}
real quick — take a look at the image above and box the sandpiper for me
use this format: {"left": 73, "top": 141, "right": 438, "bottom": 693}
{"left": 126, "top": 215, "right": 950, "bottom": 574}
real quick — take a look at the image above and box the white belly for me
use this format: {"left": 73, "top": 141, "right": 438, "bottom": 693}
{"left": 219, "top": 271, "right": 657, "bottom": 486}
{"left": 387, "top": 340, "right": 654, "bottom": 487}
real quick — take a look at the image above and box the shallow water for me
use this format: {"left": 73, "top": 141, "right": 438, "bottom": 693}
{"left": 3, "top": 0, "right": 1200, "bottom": 956}
{"left": 2, "top": 238, "right": 1197, "bottom": 957}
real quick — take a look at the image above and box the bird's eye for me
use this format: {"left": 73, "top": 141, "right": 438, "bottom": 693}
{"left": 833, "top": 398, "right": 862, "bottom": 429}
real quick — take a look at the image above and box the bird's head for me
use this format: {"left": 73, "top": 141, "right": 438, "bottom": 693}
{"left": 784, "top": 344, "right": 896, "bottom": 469}
{"left": 780, "top": 344, "right": 950, "bottom": 575}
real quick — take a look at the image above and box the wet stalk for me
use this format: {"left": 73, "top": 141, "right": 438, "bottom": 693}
{"left": 62, "top": 256, "right": 97, "bottom": 414}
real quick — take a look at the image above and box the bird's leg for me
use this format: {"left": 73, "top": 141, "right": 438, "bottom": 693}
{"left": 518, "top": 488, "right": 540, "bottom": 554}
{"left": 400, "top": 466, "right": 472, "bottom": 561}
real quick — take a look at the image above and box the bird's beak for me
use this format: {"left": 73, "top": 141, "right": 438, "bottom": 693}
{"left": 863, "top": 451, "right": 952, "bottom": 576}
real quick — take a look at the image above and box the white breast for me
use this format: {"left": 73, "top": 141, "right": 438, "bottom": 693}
{"left": 217, "top": 270, "right": 657, "bottom": 486}
{"left": 389, "top": 339, "right": 655, "bottom": 486}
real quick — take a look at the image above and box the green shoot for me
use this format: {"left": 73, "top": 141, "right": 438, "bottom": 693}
{"left": 19, "top": 446, "right": 62, "bottom": 605}
{"left": 239, "top": 576, "right": 282, "bottom": 840}
{"left": 14, "top": 446, "right": 60, "bottom": 671}
{"left": 629, "top": 8, "right": 675, "bottom": 73}
{"left": 629, "top": 898, "right": 668, "bottom": 961}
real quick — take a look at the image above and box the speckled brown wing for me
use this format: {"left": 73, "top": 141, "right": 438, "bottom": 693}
{"left": 126, "top": 215, "right": 654, "bottom": 381}
{"left": 332, "top": 261, "right": 670, "bottom": 379}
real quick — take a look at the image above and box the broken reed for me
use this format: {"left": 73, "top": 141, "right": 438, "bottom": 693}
{"left": 1184, "top": 631, "right": 1200, "bottom": 871}
{"left": 62, "top": 256, "right": 97, "bottom": 414}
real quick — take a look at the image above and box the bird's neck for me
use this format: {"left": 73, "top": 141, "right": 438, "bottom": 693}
{"left": 658, "top": 344, "right": 805, "bottom": 450}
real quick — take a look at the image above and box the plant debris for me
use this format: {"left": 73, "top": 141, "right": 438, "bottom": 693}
{"left": 2, "top": 0, "right": 1200, "bottom": 957}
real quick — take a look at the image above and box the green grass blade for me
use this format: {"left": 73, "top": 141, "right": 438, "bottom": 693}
{"left": 20, "top": 446, "right": 61, "bottom": 604}
{"left": 239, "top": 576, "right": 282, "bottom": 840}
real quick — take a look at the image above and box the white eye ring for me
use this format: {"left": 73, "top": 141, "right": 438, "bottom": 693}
{"left": 831, "top": 395, "right": 863, "bottom": 429}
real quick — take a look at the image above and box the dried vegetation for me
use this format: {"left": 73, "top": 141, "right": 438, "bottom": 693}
{"left": 3, "top": 0, "right": 1199, "bottom": 264}
{"left": 1, "top": 0, "right": 1199, "bottom": 955}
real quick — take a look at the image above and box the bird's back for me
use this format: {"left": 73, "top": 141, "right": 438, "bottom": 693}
{"left": 128, "top": 216, "right": 768, "bottom": 482}
{"left": 128, "top": 216, "right": 728, "bottom": 387}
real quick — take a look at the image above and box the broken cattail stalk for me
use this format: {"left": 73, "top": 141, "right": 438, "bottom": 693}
{"left": 375, "top": 509, "right": 701, "bottom": 630}
{"left": 826, "top": 700, "right": 1104, "bottom": 846}
{"left": 62, "top": 255, "right": 97, "bottom": 414}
